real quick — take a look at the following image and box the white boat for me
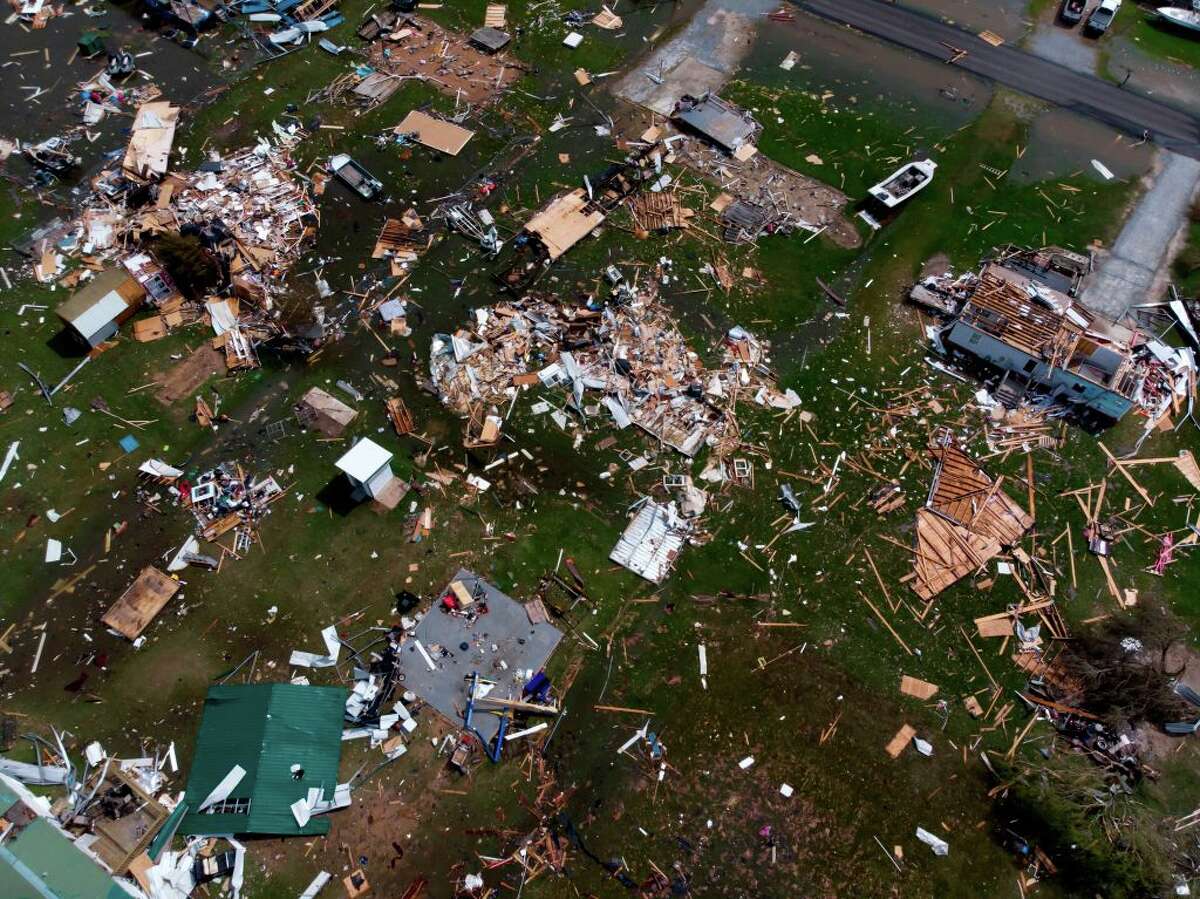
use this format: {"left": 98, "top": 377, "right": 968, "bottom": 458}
{"left": 867, "top": 159, "right": 938, "bottom": 209}
{"left": 1158, "top": 5, "right": 1200, "bottom": 34}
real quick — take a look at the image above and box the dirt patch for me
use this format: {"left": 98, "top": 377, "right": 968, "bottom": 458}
{"left": 364, "top": 16, "right": 523, "bottom": 109}
{"left": 674, "top": 136, "right": 860, "bottom": 249}
{"left": 613, "top": 0, "right": 781, "bottom": 114}
{"left": 920, "top": 252, "right": 952, "bottom": 279}
{"left": 155, "top": 343, "right": 226, "bottom": 405}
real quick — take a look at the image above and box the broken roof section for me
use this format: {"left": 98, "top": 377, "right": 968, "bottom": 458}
{"left": 123, "top": 101, "right": 180, "bottom": 182}
{"left": 469, "top": 25, "right": 511, "bottom": 53}
{"left": 180, "top": 683, "right": 347, "bottom": 837}
{"left": 912, "top": 437, "right": 1033, "bottom": 601}
{"left": 295, "top": 386, "right": 357, "bottom": 437}
{"left": 610, "top": 500, "right": 691, "bottom": 584}
{"left": 101, "top": 566, "right": 181, "bottom": 641}
{"left": 0, "top": 773, "right": 141, "bottom": 899}
{"left": 55, "top": 268, "right": 146, "bottom": 347}
{"left": 394, "top": 110, "right": 475, "bottom": 156}
{"left": 672, "top": 93, "right": 758, "bottom": 153}
{"left": 523, "top": 189, "right": 606, "bottom": 261}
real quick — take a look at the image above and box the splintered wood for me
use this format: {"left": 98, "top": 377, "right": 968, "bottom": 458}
{"left": 911, "top": 441, "right": 1033, "bottom": 601}
{"left": 628, "top": 191, "right": 695, "bottom": 232}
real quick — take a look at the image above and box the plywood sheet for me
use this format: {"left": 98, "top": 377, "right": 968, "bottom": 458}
{"left": 899, "top": 675, "right": 939, "bottom": 700}
{"left": 394, "top": 110, "right": 475, "bottom": 156}
{"left": 101, "top": 566, "right": 180, "bottom": 640}
{"left": 885, "top": 723, "right": 917, "bottom": 759}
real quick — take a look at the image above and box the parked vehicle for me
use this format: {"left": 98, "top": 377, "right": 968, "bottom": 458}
{"left": 1060, "top": 0, "right": 1086, "bottom": 25}
{"left": 1085, "top": 0, "right": 1122, "bottom": 35}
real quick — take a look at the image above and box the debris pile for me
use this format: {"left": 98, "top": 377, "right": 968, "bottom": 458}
{"left": 429, "top": 286, "right": 800, "bottom": 459}
{"left": 139, "top": 459, "right": 285, "bottom": 568}
{"left": 38, "top": 123, "right": 315, "bottom": 314}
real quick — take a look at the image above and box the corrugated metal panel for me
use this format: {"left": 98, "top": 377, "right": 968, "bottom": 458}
{"left": 610, "top": 501, "right": 686, "bottom": 584}
{"left": 180, "top": 684, "right": 346, "bottom": 837}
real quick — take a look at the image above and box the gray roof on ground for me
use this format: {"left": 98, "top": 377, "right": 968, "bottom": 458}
{"left": 399, "top": 570, "right": 562, "bottom": 742}
{"left": 673, "top": 94, "right": 757, "bottom": 151}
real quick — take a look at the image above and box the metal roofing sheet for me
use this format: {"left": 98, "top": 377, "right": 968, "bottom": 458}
{"left": 179, "top": 683, "right": 346, "bottom": 837}
{"left": 609, "top": 501, "right": 686, "bottom": 584}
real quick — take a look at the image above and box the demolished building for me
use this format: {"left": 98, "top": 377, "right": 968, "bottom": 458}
{"left": 921, "top": 247, "right": 1194, "bottom": 425}
{"left": 429, "top": 289, "right": 800, "bottom": 461}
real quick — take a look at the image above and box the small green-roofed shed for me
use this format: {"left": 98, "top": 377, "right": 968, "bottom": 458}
{"left": 179, "top": 683, "right": 346, "bottom": 837}
{"left": 0, "top": 775, "right": 137, "bottom": 899}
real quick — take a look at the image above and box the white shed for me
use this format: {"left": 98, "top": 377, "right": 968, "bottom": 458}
{"left": 335, "top": 438, "right": 394, "bottom": 499}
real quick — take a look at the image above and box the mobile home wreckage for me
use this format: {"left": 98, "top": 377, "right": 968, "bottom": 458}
{"left": 917, "top": 247, "right": 1195, "bottom": 426}
{"left": 429, "top": 286, "right": 800, "bottom": 460}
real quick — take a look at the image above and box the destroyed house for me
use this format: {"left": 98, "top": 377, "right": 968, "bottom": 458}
{"left": 941, "top": 265, "right": 1142, "bottom": 420}
{"left": 672, "top": 93, "right": 758, "bottom": 153}
{"left": 55, "top": 268, "right": 146, "bottom": 348}
{"left": 0, "top": 773, "right": 140, "bottom": 899}
{"left": 180, "top": 684, "right": 346, "bottom": 838}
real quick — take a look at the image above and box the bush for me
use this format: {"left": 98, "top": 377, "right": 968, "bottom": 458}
{"left": 994, "top": 753, "right": 1174, "bottom": 898}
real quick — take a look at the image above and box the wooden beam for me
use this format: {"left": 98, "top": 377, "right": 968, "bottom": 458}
{"left": 1098, "top": 441, "right": 1153, "bottom": 506}
{"left": 858, "top": 591, "right": 913, "bottom": 655}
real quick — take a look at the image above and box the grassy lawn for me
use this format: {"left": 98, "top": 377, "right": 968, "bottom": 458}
{"left": 1, "top": 3, "right": 1198, "bottom": 897}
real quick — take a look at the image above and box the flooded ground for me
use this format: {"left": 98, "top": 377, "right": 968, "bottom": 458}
{"left": 747, "top": 12, "right": 992, "bottom": 133}
{"left": 1013, "top": 106, "right": 1156, "bottom": 185}
{"left": 1108, "top": 35, "right": 1200, "bottom": 117}
{"left": 906, "top": 0, "right": 1033, "bottom": 43}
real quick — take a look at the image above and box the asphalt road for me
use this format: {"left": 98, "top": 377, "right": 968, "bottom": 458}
{"left": 796, "top": 0, "right": 1200, "bottom": 159}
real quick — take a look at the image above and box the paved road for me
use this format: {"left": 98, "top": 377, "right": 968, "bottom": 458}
{"left": 1082, "top": 153, "right": 1200, "bottom": 318}
{"left": 796, "top": 0, "right": 1200, "bottom": 159}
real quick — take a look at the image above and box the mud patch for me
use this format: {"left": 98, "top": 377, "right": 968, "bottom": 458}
{"left": 673, "top": 136, "right": 860, "bottom": 249}
{"left": 155, "top": 343, "right": 227, "bottom": 405}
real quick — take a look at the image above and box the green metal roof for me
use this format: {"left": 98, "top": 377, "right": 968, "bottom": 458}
{"left": 0, "top": 777, "right": 136, "bottom": 899}
{"left": 179, "top": 683, "right": 347, "bottom": 837}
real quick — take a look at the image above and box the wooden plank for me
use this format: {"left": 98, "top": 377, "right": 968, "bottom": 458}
{"left": 885, "top": 723, "right": 917, "bottom": 759}
{"left": 859, "top": 591, "right": 912, "bottom": 655}
{"left": 1098, "top": 441, "right": 1153, "bottom": 506}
